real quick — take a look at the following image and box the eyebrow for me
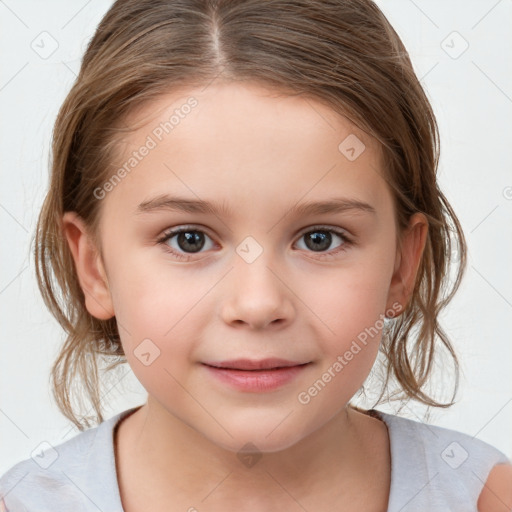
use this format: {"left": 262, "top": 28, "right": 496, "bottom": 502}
{"left": 135, "top": 194, "right": 377, "bottom": 217}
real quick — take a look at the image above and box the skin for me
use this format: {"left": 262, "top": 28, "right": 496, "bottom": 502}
{"left": 63, "top": 81, "right": 430, "bottom": 511}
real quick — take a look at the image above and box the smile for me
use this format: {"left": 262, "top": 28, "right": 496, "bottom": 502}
{"left": 201, "top": 359, "right": 311, "bottom": 392}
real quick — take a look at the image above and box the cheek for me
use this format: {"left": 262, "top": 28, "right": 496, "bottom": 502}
{"left": 107, "top": 255, "right": 213, "bottom": 369}
{"left": 110, "top": 267, "right": 202, "bottom": 402}
{"left": 301, "top": 261, "right": 392, "bottom": 344}
{"left": 106, "top": 247, "right": 191, "bottom": 330}
{"left": 294, "top": 271, "right": 390, "bottom": 419}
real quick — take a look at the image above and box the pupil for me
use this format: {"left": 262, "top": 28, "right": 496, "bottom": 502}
{"left": 306, "top": 231, "right": 331, "bottom": 251}
{"left": 178, "top": 231, "right": 204, "bottom": 253}
{"left": 175, "top": 231, "right": 332, "bottom": 254}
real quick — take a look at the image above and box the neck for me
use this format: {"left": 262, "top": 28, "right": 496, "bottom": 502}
{"left": 115, "top": 400, "right": 383, "bottom": 510}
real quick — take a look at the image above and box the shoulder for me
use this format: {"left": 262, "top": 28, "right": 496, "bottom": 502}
{"left": 477, "top": 463, "right": 512, "bottom": 512}
{"left": 373, "top": 410, "right": 511, "bottom": 510}
{"left": 0, "top": 418, "right": 104, "bottom": 510}
{"left": 380, "top": 410, "right": 508, "bottom": 465}
{"left": 0, "top": 407, "right": 138, "bottom": 511}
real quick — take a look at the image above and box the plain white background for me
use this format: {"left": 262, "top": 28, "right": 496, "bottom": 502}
{"left": 1, "top": 0, "right": 511, "bottom": 475}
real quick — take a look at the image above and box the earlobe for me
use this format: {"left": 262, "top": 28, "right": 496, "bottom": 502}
{"left": 61, "top": 212, "right": 115, "bottom": 320}
{"left": 386, "top": 213, "right": 429, "bottom": 316}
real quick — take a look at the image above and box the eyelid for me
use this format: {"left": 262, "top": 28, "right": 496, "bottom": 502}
{"left": 156, "top": 223, "right": 354, "bottom": 261}
{"left": 295, "top": 224, "right": 352, "bottom": 238}
{"left": 157, "top": 223, "right": 352, "bottom": 243}
{"left": 293, "top": 225, "right": 354, "bottom": 254}
{"left": 157, "top": 223, "right": 215, "bottom": 240}
{"left": 156, "top": 225, "right": 217, "bottom": 262}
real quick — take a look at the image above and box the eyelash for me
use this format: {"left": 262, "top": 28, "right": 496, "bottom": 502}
{"left": 156, "top": 225, "right": 354, "bottom": 261}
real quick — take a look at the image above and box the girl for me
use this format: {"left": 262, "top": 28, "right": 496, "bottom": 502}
{"left": 1, "top": 0, "right": 510, "bottom": 510}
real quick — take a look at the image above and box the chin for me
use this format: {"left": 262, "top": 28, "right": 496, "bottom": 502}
{"left": 200, "top": 415, "right": 312, "bottom": 455}
{"left": 214, "top": 432, "right": 304, "bottom": 455}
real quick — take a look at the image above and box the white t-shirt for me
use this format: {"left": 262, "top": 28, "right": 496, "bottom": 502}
{"left": 0, "top": 406, "right": 509, "bottom": 511}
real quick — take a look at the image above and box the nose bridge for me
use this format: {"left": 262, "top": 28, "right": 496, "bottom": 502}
{"left": 234, "top": 242, "right": 279, "bottom": 292}
{"left": 220, "top": 236, "right": 294, "bottom": 329}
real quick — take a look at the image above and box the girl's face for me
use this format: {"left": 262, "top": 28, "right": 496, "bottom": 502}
{"left": 66, "top": 81, "right": 426, "bottom": 453}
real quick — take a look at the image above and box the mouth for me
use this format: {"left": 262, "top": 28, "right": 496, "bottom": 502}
{"left": 201, "top": 358, "right": 312, "bottom": 392}
{"left": 202, "top": 358, "right": 310, "bottom": 371}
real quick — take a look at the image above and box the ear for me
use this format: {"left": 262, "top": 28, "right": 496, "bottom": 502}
{"left": 61, "top": 211, "right": 114, "bottom": 320}
{"left": 386, "top": 212, "right": 428, "bottom": 317}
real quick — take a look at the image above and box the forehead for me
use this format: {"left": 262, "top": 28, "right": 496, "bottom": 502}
{"left": 119, "top": 80, "right": 379, "bottom": 155}
{"left": 104, "top": 81, "right": 391, "bottom": 221}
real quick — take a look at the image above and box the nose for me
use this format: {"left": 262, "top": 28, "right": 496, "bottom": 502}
{"left": 220, "top": 251, "right": 295, "bottom": 331}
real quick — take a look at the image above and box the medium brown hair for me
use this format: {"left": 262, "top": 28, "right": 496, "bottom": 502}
{"left": 35, "top": 0, "right": 466, "bottom": 430}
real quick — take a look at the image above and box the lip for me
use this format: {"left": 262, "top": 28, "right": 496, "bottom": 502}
{"left": 202, "top": 358, "right": 311, "bottom": 392}
{"left": 203, "top": 358, "right": 306, "bottom": 370}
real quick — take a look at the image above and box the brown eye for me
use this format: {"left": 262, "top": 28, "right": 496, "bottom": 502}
{"left": 173, "top": 230, "right": 206, "bottom": 253}
{"left": 295, "top": 226, "right": 352, "bottom": 258}
{"left": 303, "top": 231, "right": 334, "bottom": 252}
{"left": 157, "top": 226, "right": 215, "bottom": 260}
